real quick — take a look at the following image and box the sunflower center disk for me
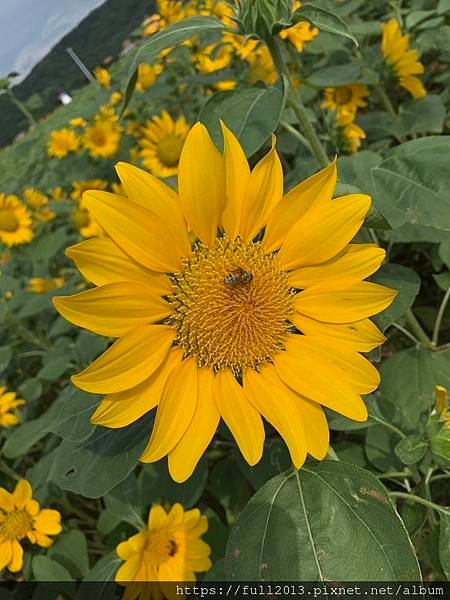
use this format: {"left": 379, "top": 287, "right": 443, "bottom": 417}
{"left": 169, "top": 236, "right": 294, "bottom": 375}
{"left": 0, "top": 509, "right": 34, "bottom": 542}
{"left": 0, "top": 210, "right": 19, "bottom": 232}
{"left": 144, "top": 529, "right": 178, "bottom": 566}
{"left": 156, "top": 135, "right": 184, "bottom": 167}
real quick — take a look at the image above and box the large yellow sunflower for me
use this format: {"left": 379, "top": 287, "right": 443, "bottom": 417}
{"left": 54, "top": 123, "right": 395, "bottom": 483}
{"left": 0, "top": 480, "right": 62, "bottom": 572}
{"left": 115, "top": 503, "right": 211, "bottom": 588}
{"left": 381, "top": 18, "right": 426, "bottom": 98}
{"left": 0, "top": 194, "right": 34, "bottom": 247}
{"left": 47, "top": 128, "right": 80, "bottom": 158}
{"left": 138, "top": 112, "right": 190, "bottom": 177}
{"left": 83, "top": 121, "right": 122, "bottom": 158}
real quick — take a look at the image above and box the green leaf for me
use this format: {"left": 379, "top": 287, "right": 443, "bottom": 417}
{"left": 365, "top": 425, "right": 403, "bottom": 472}
{"left": 224, "top": 462, "right": 420, "bottom": 580}
{"left": 395, "top": 435, "right": 429, "bottom": 465}
{"left": 439, "top": 514, "right": 450, "bottom": 579}
{"left": 48, "top": 530, "right": 90, "bottom": 579}
{"left": 296, "top": 5, "right": 358, "bottom": 46}
{"left": 200, "top": 83, "right": 286, "bottom": 157}
{"left": 17, "top": 377, "right": 42, "bottom": 402}
{"left": 32, "top": 555, "right": 75, "bottom": 582}
{"left": 371, "top": 137, "right": 450, "bottom": 231}
{"left": 395, "top": 96, "right": 446, "bottom": 137}
{"left": 82, "top": 553, "right": 120, "bottom": 582}
{"left": 307, "top": 63, "right": 361, "bottom": 87}
{"left": 104, "top": 473, "right": 144, "bottom": 530}
{"left": 49, "top": 413, "right": 153, "bottom": 498}
{"left": 237, "top": 438, "right": 292, "bottom": 489}
{"left": 372, "top": 263, "right": 421, "bottom": 331}
{"left": 0, "top": 345, "right": 12, "bottom": 373}
{"left": 47, "top": 386, "right": 100, "bottom": 442}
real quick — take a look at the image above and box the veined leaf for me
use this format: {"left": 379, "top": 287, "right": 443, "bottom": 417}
{"left": 295, "top": 4, "right": 358, "bottom": 46}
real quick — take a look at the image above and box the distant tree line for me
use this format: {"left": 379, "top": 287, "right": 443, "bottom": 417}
{"left": 0, "top": 0, "right": 154, "bottom": 147}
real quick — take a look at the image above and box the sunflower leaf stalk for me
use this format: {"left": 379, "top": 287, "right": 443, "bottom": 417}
{"left": 235, "top": 0, "right": 292, "bottom": 39}
{"left": 266, "top": 35, "right": 329, "bottom": 167}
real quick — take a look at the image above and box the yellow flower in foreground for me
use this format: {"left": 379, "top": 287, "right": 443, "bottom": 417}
{"left": 0, "top": 194, "right": 33, "bottom": 247}
{"left": 0, "top": 480, "right": 62, "bottom": 572}
{"left": 322, "top": 84, "right": 369, "bottom": 119}
{"left": 139, "top": 112, "right": 190, "bottom": 177}
{"left": 381, "top": 18, "right": 426, "bottom": 98}
{"left": 54, "top": 123, "right": 396, "bottom": 483}
{"left": 27, "top": 277, "right": 65, "bottom": 294}
{"left": 136, "top": 63, "right": 163, "bottom": 92}
{"left": 0, "top": 387, "right": 24, "bottom": 427}
{"left": 47, "top": 129, "right": 80, "bottom": 158}
{"left": 83, "top": 121, "right": 122, "bottom": 158}
{"left": 94, "top": 66, "right": 111, "bottom": 89}
{"left": 116, "top": 503, "right": 211, "bottom": 585}
{"left": 70, "top": 117, "right": 87, "bottom": 128}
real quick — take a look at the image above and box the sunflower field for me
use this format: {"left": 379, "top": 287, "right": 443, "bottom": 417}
{"left": 0, "top": 0, "right": 449, "bottom": 593}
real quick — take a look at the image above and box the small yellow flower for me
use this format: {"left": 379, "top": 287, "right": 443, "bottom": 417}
{"left": 139, "top": 111, "right": 190, "bottom": 177}
{"left": 83, "top": 121, "right": 122, "bottom": 158}
{"left": 141, "top": 13, "right": 163, "bottom": 37}
{"left": 70, "top": 117, "right": 87, "bottom": 128}
{"left": 136, "top": 64, "right": 163, "bottom": 92}
{"left": 35, "top": 207, "right": 56, "bottom": 223}
{"left": 27, "top": 277, "right": 65, "bottom": 294}
{"left": 50, "top": 187, "right": 64, "bottom": 201}
{"left": 0, "top": 194, "right": 33, "bottom": 247}
{"left": 214, "top": 79, "right": 238, "bottom": 91}
{"left": 47, "top": 129, "right": 80, "bottom": 158}
{"left": 381, "top": 18, "right": 426, "bottom": 98}
{"left": 115, "top": 503, "right": 211, "bottom": 585}
{"left": 279, "top": 18, "right": 319, "bottom": 52}
{"left": 94, "top": 66, "right": 111, "bottom": 89}
{"left": 322, "top": 84, "right": 369, "bottom": 119}
{"left": 337, "top": 112, "right": 366, "bottom": 154}
{"left": 246, "top": 45, "right": 278, "bottom": 85}
{"left": 23, "top": 187, "right": 48, "bottom": 209}
{"left": 0, "top": 480, "right": 62, "bottom": 572}
{"left": 71, "top": 179, "right": 108, "bottom": 201}
{"left": 222, "top": 31, "right": 258, "bottom": 59}
{"left": 110, "top": 91, "right": 123, "bottom": 106}
{"left": 0, "top": 387, "right": 25, "bottom": 427}
{"left": 72, "top": 201, "right": 104, "bottom": 239}
{"left": 195, "top": 43, "right": 233, "bottom": 74}
{"left": 110, "top": 182, "right": 125, "bottom": 196}
{"left": 94, "top": 104, "right": 119, "bottom": 123}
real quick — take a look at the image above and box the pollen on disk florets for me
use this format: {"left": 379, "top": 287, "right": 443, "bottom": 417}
{"left": 168, "top": 236, "right": 294, "bottom": 374}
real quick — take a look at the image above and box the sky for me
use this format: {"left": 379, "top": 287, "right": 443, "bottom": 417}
{"left": 0, "top": 0, "right": 106, "bottom": 82}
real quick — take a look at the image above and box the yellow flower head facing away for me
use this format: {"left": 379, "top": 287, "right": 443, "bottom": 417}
{"left": 83, "top": 121, "right": 122, "bottom": 159}
{"left": 94, "top": 66, "right": 111, "bottom": 89}
{"left": 116, "top": 503, "right": 211, "bottom": 584}
{"left": 0, "top": 480, "right": 62, "bottom": 573}
{"left": 47, "top": 128, "right": 80, "bottom": 158}
{"left": 23, "top": 187, "right": 48, "bottom": 209}
{"left": 0, "top": 194, "right": 34, "bottom": 247}
{"left": 54, "top": 122, "right": 396, "bottom": 483}
{"left": 138, "top": 111, "right": 190, "bottom": 177}
{"left": 381, "top": 18, "right": 426, "bottom": 98}
{"left": 0, "top": 386, "right": 25, "bottom": 427}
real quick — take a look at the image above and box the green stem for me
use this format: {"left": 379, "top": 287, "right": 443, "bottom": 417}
{"left": 430, "top": 473, "right": 450, "bottom": 483}
{"left": 390, "top": 322, "right": 421, "bottom": 346}
{"left": 377, "top": 471, "right": 412, "bottom": 480}
{"left": 280, "top": 120, "right": 312, "bottom": 153}
{"left": 405, "top": 309, "right": 432, "bottom": 349}
{"left": 376, "top": 86, "right": 396, "bottom": 116}
{"left": 432, "top": 285, "right": 450, "bottom": 348}
{"left": 266, "top": 36, "right": 329, "bottom": 168}
{"left": 326, "top": 446, "right": 340, "bottom": 461}
{"left": 368, "top": 414, "right": 407, "bottom": 439}
{"left": 0, "top": 459, "right": 21, "bottom": 481}
{"left": 7, "top": 89, "right": 36, "bottom": 125}
{"left": 390, "top": 492, "right": 450, "bottom": 516}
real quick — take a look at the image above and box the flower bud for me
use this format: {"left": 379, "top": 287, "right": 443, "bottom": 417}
{"left": 235, "top": 0, "right": 292, "bottom": 39}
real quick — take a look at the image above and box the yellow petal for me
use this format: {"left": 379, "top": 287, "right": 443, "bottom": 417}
{"left": 277, "top": 194, "right": 371, "bottom": 270}
{"left": 293, "top": 314, "right": 386, "bottom": 352}
{"left": 53, "top": 282, "right": 171, "bottom": 337}
{"left": 0, "top": 542, "right": 12, "bottom": 572}
{"left": 220, "top": 121, "right": 250, "bottom": 239}
{"left": 148, "top": 505, "right": 168, "bottom": 530}
{"left": 243, "top": 365, "right": 307, "bottom": 468}
{"left": 274, "top": 335, "right": 367, "bottom": 421}
{"left": 288, "top": 244, "right": 386, "bottom": 288}
{"left": 213, "top": 369, "right": 264, "bottom": 465}
{"left": 264, "top": 161, "right": 337, "bottom": 252}
{"left": 115, "top": 555, "right": 142, "bottom": 582}
{"left": 83, "top": 190, "right": 183, "bottom": 272}
{"left": 178, "top": 122, "right": 225, "bottom": 247}
{"left": 66, "top": 238, "right": 172, "bottom": 292}
{"left": 295, "top": 281, "right": 397, "bottom": 323}
{"left": 400, "top": 76, "right": 426, "bottom": 98}
{"left": 168, "top": 367, "right": 220, "bottom": 482}
{"left": 9, "top": 541, "right": 23, "bottom": 573}
{"left": 34, "top": 532, "right": 53, "bottom": 547}
{"left": 0, "top": 489, "right": 14, "bottom": 512}
{"left": 72, "top": 325, "right": 175, "bottom": 394}
{"left": 13, "top": 480, "right": 33, "bottom": 509}
{"left": 33, "top": 509, "right": 62, "bottom": 535}
{"left": 239, "top": 136, "right": 283, "bottom": 242}
{"left": 295, "top": 394, "right": 329, "bottom": 460}
{"left": 91, "top": 348, "right": 183, "bottom": 427}
{"left": 115, "top": 161, "right": 191, "bottom": 258}
{"left": 302, "top": 337, "right": 380, "bottom": 394}
{"left": 140, "top": 357, "right": 198, "bottom": 463}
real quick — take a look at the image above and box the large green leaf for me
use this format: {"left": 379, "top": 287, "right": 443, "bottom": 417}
{"left": 47, "top": 386, "right": 100, "bottom": 443}
{"left": 48, "top": 531, "right": 90, "bottom": 579}
{"left": 439, "top": 514, "right": 450, "bottom": 579}
{"left": 200, "top": 84, "right": 286, "bottom": 157}
{"left": 307, "top": 63, "right": 362, "bottom": 87}
{"left": 372, "top": 264, "right": 421, "bottom": 331}
{"left": 49, "top": 413, "right": 153, "bottom": 498}
{"left": 224, "top": 462, "right": 420, "bottom": 580}
{"left": 371, "top": 137, "right": 450, "bottom": 231}
{"left": 296, "top": 5, "right": 358, "bottom": 46}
